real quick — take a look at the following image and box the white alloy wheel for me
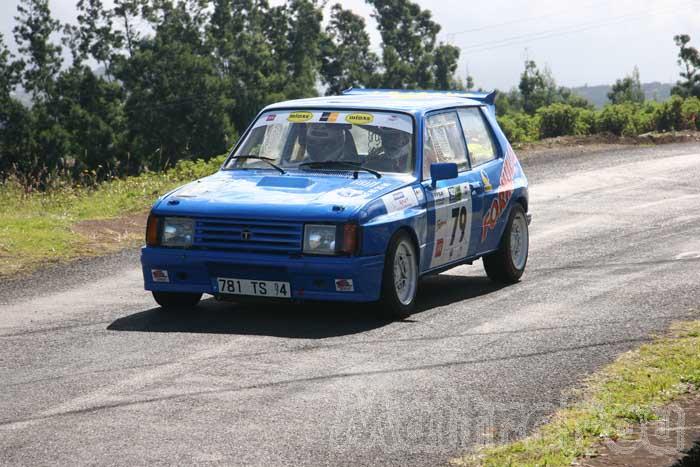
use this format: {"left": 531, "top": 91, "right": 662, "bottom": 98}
{"left": 509, "top": 211, "right": 529, "bottom": 271}
{"left": 393, "top": 239, "right": 417, "bottom": 306}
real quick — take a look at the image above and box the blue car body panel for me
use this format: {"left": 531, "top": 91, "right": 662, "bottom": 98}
{"left": 141, "top": 89, "right": 529, "bottom": 303}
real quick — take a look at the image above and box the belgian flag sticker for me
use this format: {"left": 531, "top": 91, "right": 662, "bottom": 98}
{"left": 320, "top": 112, "right": 339, "bottom": 122}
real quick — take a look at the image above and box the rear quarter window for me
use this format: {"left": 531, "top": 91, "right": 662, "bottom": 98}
{"left": 458, "top": 108, "right": 498, "bottom": 167}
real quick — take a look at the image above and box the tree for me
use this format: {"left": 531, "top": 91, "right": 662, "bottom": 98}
{"left": 672, "top": 34, "right": 700, "bottom": 98}
{"left": 51, "top": 66, "right": 126, "bottom": 177}
{"left": 0, "top": 34, "right": 20, "bottom": 101}
{"left": 209, "top": 0, "right": 277, "bottom": 130}
{"left": 277, "top": 0, "right": 324, "bottom": 99}
{"left": 368, "top": 0, "right": 460, "bottom": 89}
{"left": 0, "top": 33, "right": 31, "bottom": 179}
{"left": 433, "top": 43, "right": 461, "bottom": 90}
{"left": 115, "top": 0, "right": 233, "bottom": 172}
{"left": 519, "top": 60, "right": 556, "bottom": 114}
{"left": 608, "top": 66, "right": 645, "bottom": 104}
{"left": 13, "top": 0, "right": 63, "bottom": 100}
{"left": 112, "top": 0, "right": 148, "bottom": 58}
{"left": 518, "top": 60, "right": 590, "bottom": 114}
{"left": 63, "top": 0, "right": 122, "bottom": 73}
{"left": 320, "top": 4, "right": 379, "bottom": 95}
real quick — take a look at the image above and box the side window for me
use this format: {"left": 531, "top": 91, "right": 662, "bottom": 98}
{"left": 423, "top": 112, "right": 468, "bottom": 180}
{"left": 457, "top": 108, "right": 498, "bottom": 167}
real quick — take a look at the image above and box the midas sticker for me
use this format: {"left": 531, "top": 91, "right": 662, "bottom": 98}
{"left": 288, "top": 111, "right": 313, "bottom": 123}
{"left": 345, "top": 113, "right": 374, "bottom": 125}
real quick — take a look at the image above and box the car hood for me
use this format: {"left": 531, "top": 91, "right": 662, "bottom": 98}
{"left": 153, "top": 170, "right": 414, "bottom": 220}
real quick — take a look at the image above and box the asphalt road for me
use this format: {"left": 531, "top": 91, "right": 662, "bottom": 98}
{"left": 2, "top": 143, "right": 700, "bottom": 466}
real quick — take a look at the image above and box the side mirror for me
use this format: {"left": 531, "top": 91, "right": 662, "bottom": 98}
{"left": 430, "top": 162, "right": 458, "bottom": 188}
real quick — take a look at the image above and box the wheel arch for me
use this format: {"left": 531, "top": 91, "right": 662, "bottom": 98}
{"left": 513, "top": 195, "right": 528, "bottom": 213}
{"left": 391, "top": 225, "right": 421, "bottom": 258}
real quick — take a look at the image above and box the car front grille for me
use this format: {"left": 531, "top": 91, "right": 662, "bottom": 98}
{"left": 193, "top": 217, "right": 303, "bottom": 254}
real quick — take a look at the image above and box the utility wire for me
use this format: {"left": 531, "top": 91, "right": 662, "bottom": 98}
{"left": 456, "top": 1, "right": 695, "bottom": 54}
{"left": 446, "top": 0, "right": 614, "bottom": 36}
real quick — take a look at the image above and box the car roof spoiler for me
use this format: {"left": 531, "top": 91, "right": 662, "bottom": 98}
{"left": 341, "top": 88, "right": 497, "bottom": 115}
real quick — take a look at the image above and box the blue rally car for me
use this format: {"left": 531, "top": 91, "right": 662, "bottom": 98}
{"left": 142, "top": 89, "right": 530, "bottom": 319}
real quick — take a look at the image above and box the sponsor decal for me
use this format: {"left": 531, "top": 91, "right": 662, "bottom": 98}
{"left": 320, "top": 111, "right": 339, "bottom": 122}
{"left": 481, "top": 147, "right": 521, "bottom": 242}
{"left": 266, "top": 114, "right": 277, "bottom": 122}
{"left": 382, "top": 187, "right": 419, "bottom": 213}
{"left": 448, "top": 185, "right": 462, "bottom": 203}
{"left": 480, "top": 170, "right": 493, "bottom": 191}
{"left": 434, "top": 238, "right": 444, "bottom": 258}
{"left": 151, "top": 269, "right": 170, "bottom": 283}
{"left": 345, "top": 112, "right": 374, "bottom": 125}
{"left": 436, "top": 219, "right": 448, "bottom": 231}
{"left": 288, "top": 111, "right": 313, "bottom": 123}
{"left": 433, "top": 188, "right": 449, "bottom": 206}
{"left": 335, "top": 279, "right": 354, "bottom": 292}
{"left": 413, "top": 186, "right": 425, "bottom": 203}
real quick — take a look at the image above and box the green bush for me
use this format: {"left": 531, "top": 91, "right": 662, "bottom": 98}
{"left": 653, "top": 96, "right": 686, "bottom": 131}
{"left": 597, "top": 104, "right": 641, "bottom": 136}
{"left": 682, "top": 97, "right": 700, "bottom": 130}
{"left": 497, "top": 113, "right": 540, "bottom": 143}
{"left": 576, "top": 108, "right": 597, "bottom": 135}
{"left": 537, "top": 104, "right": 581, "bottom": 138}
{"left": 498, "top": 96, "right": 700, "bottom": 141}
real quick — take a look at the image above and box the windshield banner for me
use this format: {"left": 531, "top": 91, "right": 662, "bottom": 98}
{"left": 253, "top": 110, "right": 413, "bottom": 134}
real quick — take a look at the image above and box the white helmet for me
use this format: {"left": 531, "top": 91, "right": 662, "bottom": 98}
{"left": 382, "top": 129, "right": 411, "bottom": 169}
{"left": 306, "top": 124, "right": 347, "bottom": 162}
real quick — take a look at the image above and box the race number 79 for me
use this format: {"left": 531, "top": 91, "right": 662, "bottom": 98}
{"left": 450, "top": 206, "right": 468, "bottom": 245}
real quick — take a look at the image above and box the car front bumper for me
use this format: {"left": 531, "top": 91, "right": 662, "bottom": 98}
{"left": 141, "top": 247, "right": 386, "bottom": 303}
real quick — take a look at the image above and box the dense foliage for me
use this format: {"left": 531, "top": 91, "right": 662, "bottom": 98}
{"left": 0, "top": 0, "right": 461, "bottom": 189}
{"left": 498, "top": 96, "right": 700, "bottom": 143}
{"left": 0, "top": 1, "right": 698, "bottom": 188}
{"left": 495, "top": 36, "right": 700, "bottom": 143}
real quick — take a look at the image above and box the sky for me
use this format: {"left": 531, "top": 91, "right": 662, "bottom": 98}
{"left": 1, "top": 0, "right": 699, "bottom": 90}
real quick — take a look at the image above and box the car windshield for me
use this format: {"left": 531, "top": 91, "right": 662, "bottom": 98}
{"left": 225, "top": 110, "right": 414, "bottom": 174}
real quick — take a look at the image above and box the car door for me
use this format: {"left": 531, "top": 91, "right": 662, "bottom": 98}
{"left": 420, "top": 111, "right": 477, "bottom": 271}
{"left": 456, "top": 107, "right": 504, "bottom": 255}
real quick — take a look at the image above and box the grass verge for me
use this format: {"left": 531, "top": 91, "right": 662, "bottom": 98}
{"left": 453, "top": 320, "right": 700, "bottom": 467}
{"left": 0, "top": 156, "right": 225, "bottom": 278}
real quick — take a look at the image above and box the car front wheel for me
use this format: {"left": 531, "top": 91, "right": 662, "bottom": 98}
{"left": 483, "top": 204, "right": 529, "bottom": 284}
{"left": 379, "top": 231, "right": 419, "bottom": 320}
{"left": 152, "top": 291, "right": 202, "bottom": 311}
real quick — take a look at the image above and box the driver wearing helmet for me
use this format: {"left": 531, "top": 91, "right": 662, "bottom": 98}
{"left": 305, "top": 123, "right": 357, "bottom": 163}
{"left": 381, "top": 129, "right": 412, "bottom": 172}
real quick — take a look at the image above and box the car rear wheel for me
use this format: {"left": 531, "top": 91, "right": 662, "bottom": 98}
{"left": 483, "top": 204, "right": 529, "bottom": 284}
{"left": 152, "top": 291, "right": 202, "bottom": 311}
{"left": 378, "top": 231, "right": 418, "bottom": 320}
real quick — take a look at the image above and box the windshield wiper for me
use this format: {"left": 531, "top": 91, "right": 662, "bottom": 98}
{"left": 299, "top": 161, "right": 381, "bottom": 179}
{"left": 230, "top": 155, "right": 286, "bottom": 174}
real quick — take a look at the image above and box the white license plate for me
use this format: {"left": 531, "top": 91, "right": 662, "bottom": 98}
{"left": 216, "top": 277, "right": 291, "bottom": 298}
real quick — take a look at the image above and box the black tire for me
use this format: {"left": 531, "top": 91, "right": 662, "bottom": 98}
{"left": 483, "top": 203, "right": 529, "bottom": 284}
{"left": 152, "top": 291, "right": 202, "bottom": 311}
{"left": 378, "top": 231, "right": 419, "bottom": 320}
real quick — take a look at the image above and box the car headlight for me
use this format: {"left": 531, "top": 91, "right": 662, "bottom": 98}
{"left": 162, "top": 217, "right": 194, "bottom": 247}
{"left": 304, "top": 224, "right": 337, "bottom": 255}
